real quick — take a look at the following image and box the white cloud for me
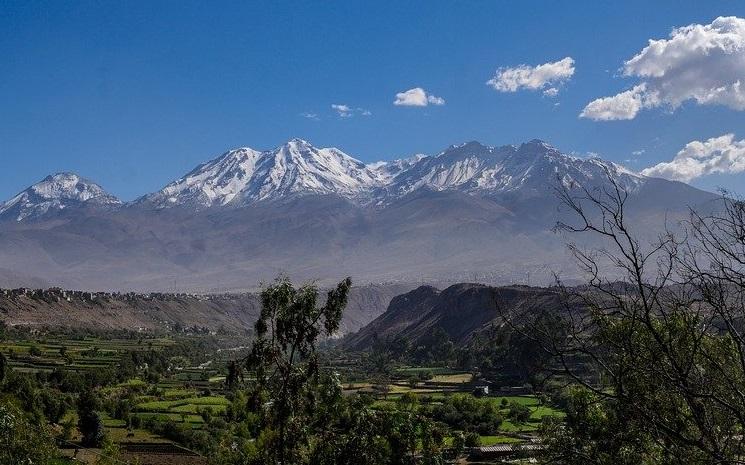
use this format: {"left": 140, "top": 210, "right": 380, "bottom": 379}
{"left": 331, "top": 104, "right": 353, "bottom": 118}
{"left": 331, "top": 104, "right": 370, "bottom": 118}
{"left": 580, "top": 84, "right": 657, "bottom": 120}
{"left": 300, "top": 112, "right": 319, "bottom": 121}
{"left": 486, "top": 57, "right": 575, "bottom": 94}
{"left": 393, "top": 87, "right": 446, "bottom": 106}
{"left": 582, "top": 16, "right": 745, "bottom": 120}
{"left": 543, "top": 87, "right": 559, "bottom": 97}
{"left": 641, "top": 134, "right": 745, "bottom": 182}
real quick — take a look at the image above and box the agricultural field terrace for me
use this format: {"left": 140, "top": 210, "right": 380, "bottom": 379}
{"left": 0, "top": 321, "right": 570, "bottom": 464}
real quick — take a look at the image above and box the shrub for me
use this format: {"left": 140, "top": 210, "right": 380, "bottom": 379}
{"left": 464, "top": 431, "right": 481, "bottom": 447}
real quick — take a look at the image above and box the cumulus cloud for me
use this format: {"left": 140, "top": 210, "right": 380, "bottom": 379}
{"left": 393, "top": 87, "right": 446, "bottom": 106}
{"left": 582, "top": 16, "right": 745, "bottom": 120}
{"left": 486, "top": 57, "right": 575, "bottom": 94}
{"left": 641, "top": 134, "right": 745, "bottom": 182}
{"left": 580, "top": 84, "right": 658, "bottom": 120}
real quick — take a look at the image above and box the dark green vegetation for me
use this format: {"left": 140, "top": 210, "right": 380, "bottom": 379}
{"left": 0, "top": 326, "right": 247, "bottom": 464}
{"left": 0, "top": 280, "right": 565, "bottom": 465}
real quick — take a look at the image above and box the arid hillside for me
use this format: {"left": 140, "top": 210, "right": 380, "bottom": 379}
{"left": 0, "top": 283, "right": 412, "bottom": 334}
{"left": 343, "top": 283, "right": 566, "bottom": 350}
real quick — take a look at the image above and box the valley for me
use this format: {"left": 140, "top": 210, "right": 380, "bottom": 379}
{"left": 0, "top": 318, "right": 565, "bottom": 465}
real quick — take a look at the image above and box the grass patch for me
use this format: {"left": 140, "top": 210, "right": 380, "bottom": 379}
{"left": 499, "top": 420, "right": 538, "bottom": 432}
{"left": 431, "top": 373, "right": 473, "bottom": 384}
{"left": 480, "top": 435, "right": 523, "bottom": 445}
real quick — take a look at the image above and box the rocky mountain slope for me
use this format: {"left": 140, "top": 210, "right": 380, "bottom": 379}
{"left": 343, "top": 283, "right": 566, "bottom": 350}
{"left": 380, "top": 140, "right": 643, "bottom": 200}
{"left": 0, "top": 283, "right": 411, "bottom": 334}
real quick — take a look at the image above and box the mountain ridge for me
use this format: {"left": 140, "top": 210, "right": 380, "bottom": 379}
{"left": 0, "top": 138, "right": 718, "bottom": 291}
{"left": 1, "top": 138, "right": 664, "bottom": 221}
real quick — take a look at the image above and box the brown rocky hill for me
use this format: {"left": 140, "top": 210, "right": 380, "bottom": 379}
{"left": 0, "top": 283, "right": 412, "bottom": 334}
{"left": 343, "top": 283, "right": 565, "bottom": 350}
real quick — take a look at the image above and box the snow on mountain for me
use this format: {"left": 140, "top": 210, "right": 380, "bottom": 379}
{"left": 140, "top": 147, "right": 262, "bottom": 208}
{"left": 383, "top": 139, "right": 644, "bottom": 199}
{"left": 141, "top": 137, "right": 645, "bottom": 210}
{"left": 141, "top": 138, "right": 383, "bottom": 208}
{"left": 241, "top": 138, "right": 382, "bottom": 202}
{"left": 368, "top": 154, "right": 428, "bottom": 183}
{"left": 2, "top": 139, "right": 648, "bottom": 221}
{"left": 0, "top": 172, "right": 121, "bottom": 221}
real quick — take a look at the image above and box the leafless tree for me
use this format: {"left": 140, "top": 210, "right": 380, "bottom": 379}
{"left": 524, "top": 171, "right": 745, "bottom": 464}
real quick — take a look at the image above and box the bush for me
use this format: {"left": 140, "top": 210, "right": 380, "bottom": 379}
{"left": 464, "top": 431, "right": 481, "bottom": 447}
{"left": 430, "top": 394, "right": 503, "bottom": 434}
{"left": 0, "top": 401, "right": 55, "bottom": 464}
{"left": 507, "top": 400, "right": 531, "bottom": 424}
{"left": 418, "top": 370, "right": 434, "bottom": 381}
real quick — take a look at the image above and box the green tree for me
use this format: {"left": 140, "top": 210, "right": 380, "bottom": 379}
{"left": 96, "top": 437, "right": 121, "bottom": 465}
{"left": 77, "top": 389, "right": 104, "bottom": 447}
{"left": 0, "top": 400, "right": 55, "bottom": 464}
{"left": 0, "top": 352, "right": 8, "bottom": 384}
{"left": 464, "top": 431, "right": 481, "bottom": 447}
{"left": 243, "top": 276, "right": 352, "bottom": 464}
{"left": 507, "top": 400, "right": 531, "bottom": 424}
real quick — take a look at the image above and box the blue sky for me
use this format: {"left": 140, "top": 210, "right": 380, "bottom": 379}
{"left": 2, "top": 0, "right": 745, "bottom": 200}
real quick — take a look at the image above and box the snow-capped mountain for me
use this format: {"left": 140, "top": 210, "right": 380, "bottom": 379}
{"left": 0, "top": 138, "right": 716, "bottom": 291}
{"left": 140, "top": 138, "right": 383, "bottom": 208}
{"left": 0, "top": 138, "right": 650, "bottom": 221}
{"left": 368, "top": 153, "right": 428, "bottom": 184}
{"left": 0, "top": 172, "right": 121, "bottom": 221}
{"left": 382, "top": 139, "right": 644, "bottom": 199}
{"left": 140, "top": 147, "right": 263, "bottom": 208}
{"left": 139, "top": 138, "right": 645, "bottom": 209}
{"left": 242, "top": 138, "right": 382, "bottom": 202}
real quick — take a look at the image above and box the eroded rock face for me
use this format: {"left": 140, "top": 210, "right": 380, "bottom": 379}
{"left": 343, "top": 283, "right": 568, "bottom": 351}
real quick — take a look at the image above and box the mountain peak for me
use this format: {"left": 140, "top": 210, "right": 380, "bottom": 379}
{"left": 380, "top": 138, "right": 643, "bottom": 199}
{"left": 286, "top": 137, "right": 312, "bottom": 147}
{"left": 142, "top": 147, "right": 262, "bottom": 208}
{"left": 245, "top": 140, "right": 380, "bottom": 201}
{"left": 44, "top": 172, "right": 81, "bottom": 181}
{"left": 0, "top": 172, "right": 120, "bottom": 221}
{"left": 445, "top": 140, "right": 491, "bottom": 152}
{"left": 519, "top": 139, "right": 555, "bottom": 151}
{"left": 142, "top": 140, "right": 381, "bottom": 208}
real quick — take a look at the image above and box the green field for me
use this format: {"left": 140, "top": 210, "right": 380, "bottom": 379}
{"left": 355, "top": 368, "right": 564, "bottom": 444}
{"left": 0, "top": 330, "right": 567, "bottom": 461}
